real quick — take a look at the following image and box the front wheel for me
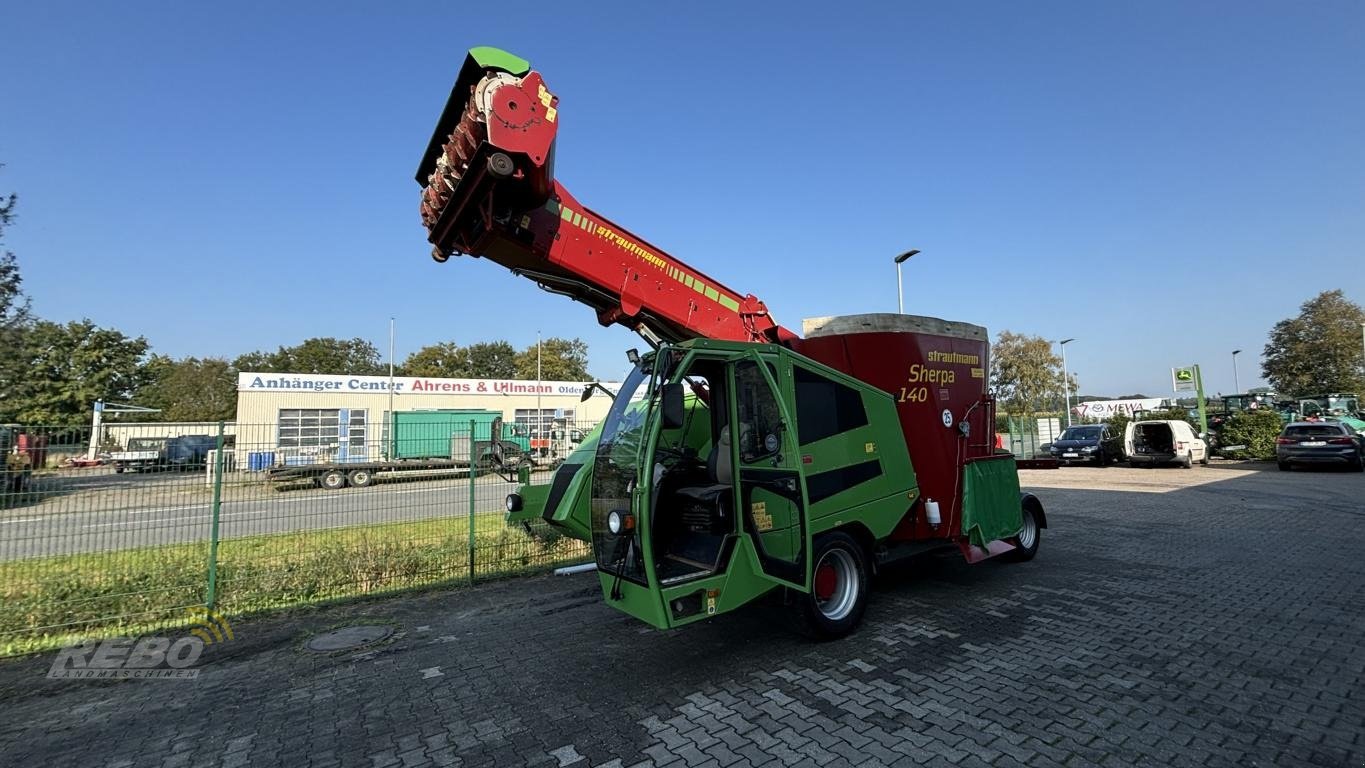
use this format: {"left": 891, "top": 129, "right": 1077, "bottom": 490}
{"left": 346, "top": 469, "right": 374, "bottom": 488}
{"left": 318, "top": 469, "right": 347, "bottom": 490}
{"left": 795, "top": 531, "right": 869, "bottom": 640}
{"left": 1005, "top": 502, "right": 1041, "bottom": 562}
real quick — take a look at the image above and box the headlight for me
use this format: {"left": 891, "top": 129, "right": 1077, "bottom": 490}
{"left": 607, "top": 509, "right": 634, "bottom": 535}
{"left": 505, "top": 494, "right": 523, "bottom": 513}
{"left": 1081, "top": 446, "right": 1098, "bottom": 452}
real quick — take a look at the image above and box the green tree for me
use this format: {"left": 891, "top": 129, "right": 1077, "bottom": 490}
{"left": 515, "top": 337, "right": 590, "bottom": 381}
{"left": 13, "top": 320, "right": 150, "bottom": 424}
{"left": 0, "top": 172, "right": 30, "bottom": 419}
{"left": 1262, "top": 290, "right": 1365, "bottom": 397}
{"left": 401, "top": 341, "right": 516, "bottom": 378}
{"left": 138, "top": 355, "right": 237, "bottom": 421}
{"left": 989, "top": 331, "right": 1077, "bottom": 415}
{"left": 233, "top": 337, "right": 384, "bottom": 375}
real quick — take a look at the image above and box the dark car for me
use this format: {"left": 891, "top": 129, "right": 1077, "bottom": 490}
{"left": 1276, "top": 422, "right": 1364, "bottom": 471}
{"left": 1048, "top": 425, "right": 1122, "bottom": 465}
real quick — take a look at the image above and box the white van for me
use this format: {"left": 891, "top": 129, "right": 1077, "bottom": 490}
{"left": 1124, "top": 420, "right": 1208, "bottom": 468}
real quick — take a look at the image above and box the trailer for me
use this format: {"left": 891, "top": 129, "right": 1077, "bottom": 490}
{"left": 268, "top": 424, "right": 531, "bottom": 490}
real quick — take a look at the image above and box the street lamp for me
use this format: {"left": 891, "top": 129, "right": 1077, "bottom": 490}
{"left": 1231, "top": 349, "right": 1241, "bottom": 394}
{"left": 894, "top": 249, "right": 920, "bottom": 314}
{"left": 1058, "top": 338, "right": 1075, "bottom": 427}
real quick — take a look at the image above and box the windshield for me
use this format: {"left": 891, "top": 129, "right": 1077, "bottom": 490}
{"left": 1060, "top": 427, "right": 1101, "bottom": 440}
{"left": 127, "top": 438, "right": 166, "bottom": 451}
{"left": 589, "top": 358, "right": 655, "bottom": 582}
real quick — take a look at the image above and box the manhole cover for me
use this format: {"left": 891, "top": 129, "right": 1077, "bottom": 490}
{"left": 305, "top": 624, "right": 394, "bottom": 653}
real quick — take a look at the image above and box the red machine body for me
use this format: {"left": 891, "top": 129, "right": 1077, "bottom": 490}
{"left": 793, "top": 315, "right": 998, "bottom": 549}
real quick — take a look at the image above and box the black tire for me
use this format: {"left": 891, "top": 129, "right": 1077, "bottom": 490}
{"left": 1351, "top": 455, "right": 1364, "bottom": 473}
{"left": 1005, "top": 503, "right": 1041, "bottom": 562}
{"left": 1181, "top": 452, "right": 1193, "bottom": 469}
{"left": 319, "top": 469, "right": 347, "bottom": 490}
{"left": 795, "top": 531, "right": 869, "bottom": 640}
{"left": 1277, "top": 461, "right": 1290, "bottom": 471}
{"left": 346, "top": 469, "right": 374, "bottom": 488}
{"left": 1200, "top": 455, "right": 1210, "bottom": 466}
{"left": 114, "top": 465, "right": 124, "bottom": 474}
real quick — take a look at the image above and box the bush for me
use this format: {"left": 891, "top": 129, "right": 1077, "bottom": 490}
{"left": 1216, "top": 410, "right": 1284, "bottom": 460}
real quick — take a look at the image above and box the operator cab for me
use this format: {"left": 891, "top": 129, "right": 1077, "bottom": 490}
{"left": 650, "top": 358, "right": 731, "bottom": 584}
{"left": 591, "top": 346, "right": 807, "bottom": 598}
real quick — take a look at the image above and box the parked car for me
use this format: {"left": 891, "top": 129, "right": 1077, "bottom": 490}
{"left": 1048, "top": 425, "right": 1123, "bottom": 465}
{"left": 1125, "top": 420, "right": 1208, "bottom": 468}
{"left": 1276, "top": 422, "right": 1364, "bottom": 472}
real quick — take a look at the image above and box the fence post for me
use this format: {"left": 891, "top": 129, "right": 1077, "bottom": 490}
{"left": 468, "top": 419, "right": 477, "bottom": 585}
{"left": 205, "top": 421, "right": 225, "bottom": 610}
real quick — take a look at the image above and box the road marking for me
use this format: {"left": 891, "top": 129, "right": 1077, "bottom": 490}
{"left": 0, "top": 516, "right": 46, "bottom": 525}
{"left": 419, "top": 667, "right": 444, "bottom": 679}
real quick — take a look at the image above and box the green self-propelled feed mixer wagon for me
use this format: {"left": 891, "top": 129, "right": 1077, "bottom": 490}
{"left": 416, "top": 46, "right": 1047, "bottom": 638}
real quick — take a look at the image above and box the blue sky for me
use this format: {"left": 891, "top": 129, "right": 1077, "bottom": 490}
{"left": 4, "top": 2, "right": 1363, "bottom": 396}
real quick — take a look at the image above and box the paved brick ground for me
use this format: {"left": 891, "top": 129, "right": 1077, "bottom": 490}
{"left": 2, "top": 464, "right": 1363, "bottom": 767}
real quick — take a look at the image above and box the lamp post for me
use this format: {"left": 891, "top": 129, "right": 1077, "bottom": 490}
{"left": 1058, "top": 338, "right": 1075, "bottom": 427}
{"left": 1231, "top": 349, "right": 1241, "bottom": 394}
{"left": 894, "top": 249, "right": 920, "bottom": 314}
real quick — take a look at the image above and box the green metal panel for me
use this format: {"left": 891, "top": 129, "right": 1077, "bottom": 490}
{"left": 465, "top": 46, "right": 531, "bottom": 77}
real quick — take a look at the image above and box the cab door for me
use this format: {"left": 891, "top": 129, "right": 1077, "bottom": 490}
{"left": 731, "top": 355, "right": 807, "bottom": 589}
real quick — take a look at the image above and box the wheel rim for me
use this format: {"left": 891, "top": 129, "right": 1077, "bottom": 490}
{"left": 814, "top": 548, "right": 859, "bottom": 621}
{"left": 353, "top": 471, "right": 369, "bottom": 485}
{"left": 1018, "top": 508, "right": 1038, "bottom": 550}
{"left": 325, "top": 472, "right": 344, "bottom": 487}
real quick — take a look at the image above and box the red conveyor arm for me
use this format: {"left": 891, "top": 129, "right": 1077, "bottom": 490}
{"left": 415, "top": 47, "right": 796, "bottom": 346}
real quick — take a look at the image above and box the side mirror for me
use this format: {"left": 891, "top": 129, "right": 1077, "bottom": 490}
{"left": 660, "top": 382, "right": 685, "bottom": 429}
{"left": 581, "top": 384, "right": 595, "bottom": 402}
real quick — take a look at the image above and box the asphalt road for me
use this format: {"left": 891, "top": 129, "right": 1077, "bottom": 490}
{"left": 1, "top": 462, "right": 1362, "bottom": 766}
{"left": 0, "top": 472, "right": 526, "bottom": 560}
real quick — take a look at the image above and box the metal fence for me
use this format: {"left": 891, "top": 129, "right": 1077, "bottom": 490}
{"left": 0, "top": 419, "right": 598, "bottom": 656}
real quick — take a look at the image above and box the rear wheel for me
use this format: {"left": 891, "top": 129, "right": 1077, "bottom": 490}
{"left": 319, "top": 469, "right": 347, "bottom": 490}
{"left": 1181, "top": 452, "right": 1193, "bottom": 469}
{"left": 346, "top": 469, "right": 374, "bottom": 488}
{"left": 796, "top": 531, "right": 869, "bottom": 640}
{"left": 1005, "top": 503, "right": 1041, "bottom": 562}
{"left": 1350, "top": 454, "right": 1364, "bottom": 473}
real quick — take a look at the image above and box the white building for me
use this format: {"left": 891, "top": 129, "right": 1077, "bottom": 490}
{"left": 233, "top": 372, "right": 618, "bottom": 462}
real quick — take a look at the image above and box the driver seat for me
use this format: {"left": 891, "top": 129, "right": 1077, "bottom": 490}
{"left": 675, "top": 425, "right": 738, "bottom": 531}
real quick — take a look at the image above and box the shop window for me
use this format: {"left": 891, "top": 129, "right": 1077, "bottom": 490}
{"left": 278, "top": 408, "right": 367, "bottom": 451}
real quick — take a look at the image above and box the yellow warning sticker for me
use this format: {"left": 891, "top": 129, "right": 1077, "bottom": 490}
{"left": 752, "top": 501, "right": 773, "bottom": 532}
{"left": 864, "top": 442, "right": 876, "bottom": 454}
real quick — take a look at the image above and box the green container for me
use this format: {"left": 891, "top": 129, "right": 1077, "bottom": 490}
{"left": 390, "top": 410, "right": 502, "bottom": 460}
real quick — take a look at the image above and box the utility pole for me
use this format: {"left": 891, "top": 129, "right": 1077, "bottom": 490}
{"left": 1058, "top": 338, "right": 1075, "bottom": 427}
{"left": 388, "top": 317, "right": 396, "bottom": 457}
{"left": 536, "top": 331, "right": 543, "bottom": 451}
